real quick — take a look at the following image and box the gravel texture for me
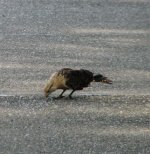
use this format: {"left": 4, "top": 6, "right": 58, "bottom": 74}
{"left": 0, "top": 0, "right": 150, "bottom": 153}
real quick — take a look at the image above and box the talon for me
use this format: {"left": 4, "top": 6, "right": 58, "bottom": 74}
{"left": 55, "top": 96, "right": 65, "bottom": 99}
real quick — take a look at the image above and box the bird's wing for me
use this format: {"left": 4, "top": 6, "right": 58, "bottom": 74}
{"left": 65, "top": 69, "right": 93, "bottom": 90}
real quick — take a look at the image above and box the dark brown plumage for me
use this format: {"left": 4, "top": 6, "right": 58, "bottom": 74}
{"left": 44, "top": 68, "right": 112, "bottom": 98}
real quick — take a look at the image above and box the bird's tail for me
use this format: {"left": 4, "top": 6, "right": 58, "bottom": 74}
{"left": 93, "top": 74, "right": 112, "bottom": 84}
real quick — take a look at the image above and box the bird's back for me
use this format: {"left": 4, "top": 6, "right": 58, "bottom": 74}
{"left": 59, "top": 68, "right": 93, "bottom": 90}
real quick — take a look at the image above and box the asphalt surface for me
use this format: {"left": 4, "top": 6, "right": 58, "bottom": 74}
{"left": 0, "top": 0, "right": 150, "bottom": 154}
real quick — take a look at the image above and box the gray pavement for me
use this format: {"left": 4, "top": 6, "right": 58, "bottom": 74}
{"left": 0, "top": 0, "right": 150, "bottom": 153}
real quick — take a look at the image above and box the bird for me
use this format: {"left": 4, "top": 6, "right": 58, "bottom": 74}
{"left": 44, "top": 68, "right": 112, "bottom": 99}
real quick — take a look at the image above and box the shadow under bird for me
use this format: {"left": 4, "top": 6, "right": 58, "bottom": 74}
{"left": 44, "top": 68, "right": 112, "bottom": 99}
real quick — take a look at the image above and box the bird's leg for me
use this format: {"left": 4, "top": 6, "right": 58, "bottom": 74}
{"left": 57, "top": 89, "right": 66, "bottom": 99}
{"left": 68, "top": 90, "right": 75, "bottom": 99}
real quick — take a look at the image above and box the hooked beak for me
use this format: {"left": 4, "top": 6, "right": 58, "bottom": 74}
{"left": 101, "top": 78, "right": 113, "bottom": 84}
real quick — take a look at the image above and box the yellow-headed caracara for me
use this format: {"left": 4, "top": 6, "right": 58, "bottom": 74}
{"left": 44, "top": 68, "right": 112, "bottom": 99}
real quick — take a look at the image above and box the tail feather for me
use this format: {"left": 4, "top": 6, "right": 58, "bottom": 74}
{"left": 93, "top": 74, "right": 112, "bottom": 84}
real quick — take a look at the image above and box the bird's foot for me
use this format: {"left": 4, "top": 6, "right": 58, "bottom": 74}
{"left": 55, "top": 95, "right": 65, "bottom": 99}
{"left": 68, "top": 95, "right": 74, "bottom": 99}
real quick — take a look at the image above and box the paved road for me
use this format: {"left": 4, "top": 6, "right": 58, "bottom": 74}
{"left": 0, "top": 0, "right": 150, "bottom": 153}
{"left": 0, "top": 95, "right": 150, "bottom": 154}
